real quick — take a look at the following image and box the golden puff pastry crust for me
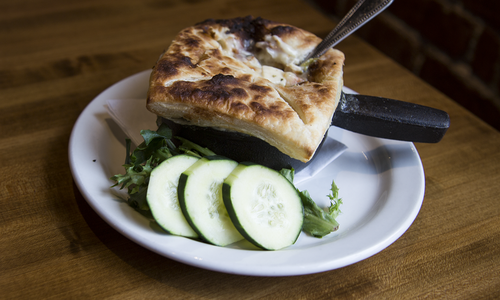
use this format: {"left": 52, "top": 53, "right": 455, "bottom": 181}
{"left": 147, "top": 16, "right": 345, "bottom": 162}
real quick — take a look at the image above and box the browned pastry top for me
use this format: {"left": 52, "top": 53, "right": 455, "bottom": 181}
{"left": 147, "top": 16, "right": 345, "bottom": 162}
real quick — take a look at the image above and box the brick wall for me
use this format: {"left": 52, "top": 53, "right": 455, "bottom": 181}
{"left": 310, "top": 0, "right": 500, "bottom": 130}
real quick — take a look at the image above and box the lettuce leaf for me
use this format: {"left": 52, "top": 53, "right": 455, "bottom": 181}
{"left": 280, "top": 168, "right": 342, "bottom": 238}
{"left": 327, "top": 180, "right": 343, "bottom": 220}
{"left": 110, "top": 123, "right": 213, "bottom": 211}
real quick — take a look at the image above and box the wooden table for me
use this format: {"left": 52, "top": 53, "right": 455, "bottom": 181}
{"left": 2, "top": 0, "right": 499, "bottom": 298}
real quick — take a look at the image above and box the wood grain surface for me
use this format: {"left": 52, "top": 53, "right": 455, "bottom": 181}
{"left": 1, "top": 0, "right": 499, "bottom": 298}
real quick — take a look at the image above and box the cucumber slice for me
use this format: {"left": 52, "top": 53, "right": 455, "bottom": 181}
{"left": 223, "top": 163, "right": 303, "bottom": 250}
{"left": 146, "top": 155, "right": 199, "bottom": 238}
{"left": 178, "top": 156, "right": 243, "bottom": 246}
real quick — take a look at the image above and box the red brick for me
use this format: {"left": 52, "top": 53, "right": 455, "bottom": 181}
{"left": 309, "top": 0, "right": 338, "bottom": 15}
{"left": 355, "top": 17, "right": 420, "bottom": 71}
{"left": 463, "top": 0, "right": 500, "bottom": 32}
{"left": 388, "top": 0, "right": 427, "bottom": 29}
{"left": 471, "top": 27, "right": 500, "bottom": 84}
{"left": 496, "top": 76, "right": 500, "bottom": 99}
{"left": 313, "top": 0, "right": 391, "bottom": 22}
{"left": 390, "top": 0, "right": 476, "bottom": 59}
{"left": 326, "top": 0, "right": 362, "bottom": 16}
{"left": 310, "top": 0, "right": 346, "bottom": 17}
{"left": 420, "top": 53, "right": 500, "bottom": 130}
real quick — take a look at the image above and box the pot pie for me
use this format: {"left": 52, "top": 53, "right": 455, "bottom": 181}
{"left": 146, "top": 16, "right": 345, "bottom": 162}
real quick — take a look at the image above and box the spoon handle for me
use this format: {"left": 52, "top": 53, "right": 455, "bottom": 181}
{"left": 303, "top": 0, "right": 393, "bottom": 62}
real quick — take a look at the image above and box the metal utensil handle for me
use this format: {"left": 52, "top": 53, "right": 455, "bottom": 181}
{"left": 303, "top": 0, "right": 393, "bottom": 62}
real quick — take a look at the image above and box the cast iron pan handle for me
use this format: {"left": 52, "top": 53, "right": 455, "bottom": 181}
{"left": 331, "top": 92, "right": 450, "bottom": 143}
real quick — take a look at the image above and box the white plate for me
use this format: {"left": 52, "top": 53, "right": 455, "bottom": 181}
{"left": 69, "top": 70, "right": 425, "bottom": 276}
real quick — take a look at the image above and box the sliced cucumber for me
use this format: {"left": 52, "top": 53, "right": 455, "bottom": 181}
{"left": 146, "top": 155, "right": 199, "bottom": 238}
{"left": 223, "top": 163, "right": 303, "bottom": 250}
{"left": 178, "top": 156, "right": 243, "bottom": 246}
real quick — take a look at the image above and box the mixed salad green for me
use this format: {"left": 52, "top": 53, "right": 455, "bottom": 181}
{"left": 111, "top": 122, "right": 343, "bottom": 240}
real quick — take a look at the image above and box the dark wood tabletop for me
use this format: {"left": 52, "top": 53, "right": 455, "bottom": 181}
{"left": 1, "top": 0, "right": 499, "bottom": 298}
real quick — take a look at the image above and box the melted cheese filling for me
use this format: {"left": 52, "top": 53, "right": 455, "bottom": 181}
{"left": 214, "top": 30, "right": 307, "bottom": 87}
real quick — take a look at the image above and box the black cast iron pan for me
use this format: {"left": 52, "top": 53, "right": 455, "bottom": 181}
{"left": 165, "top": 92, "right": 450, "bottom": 172}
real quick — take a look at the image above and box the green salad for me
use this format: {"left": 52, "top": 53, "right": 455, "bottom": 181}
{"left": 111, "top": 123, "right": 342, "bottom": 250}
